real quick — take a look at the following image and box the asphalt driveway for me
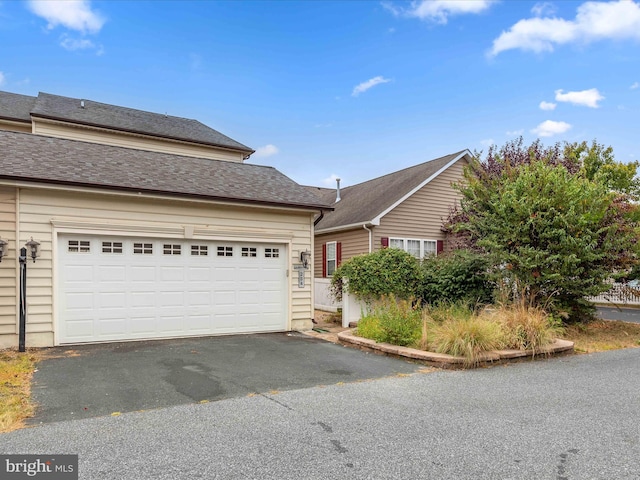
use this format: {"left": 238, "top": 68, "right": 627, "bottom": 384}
{"left": 29, "top": 332, "right": 421, "bottom": 425}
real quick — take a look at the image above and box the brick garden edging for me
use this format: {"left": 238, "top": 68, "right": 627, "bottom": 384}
{"left": 337, "top": 330, "right": 574, "bottom": 369}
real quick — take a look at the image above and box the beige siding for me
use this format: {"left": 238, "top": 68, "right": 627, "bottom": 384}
{"left": 374, "top": 159, "right": 465, "bottom": 248}
{"left": 0, "top": 187, "right": 16, "bottom": 345}
{"left": 314, "top": 228, "right": 369, "bottom": 278}
{"left": 0, "top": 120, "right": 31, "bottom": 133}
{"left": 4, "top": 187, "right": 314, "bottom": 347}
{"left": 32, "top": 120, "right": 247, "bottom": 162}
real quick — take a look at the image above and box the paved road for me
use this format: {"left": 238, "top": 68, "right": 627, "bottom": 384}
{"left": 2, "top": 349, "right": 639, "bottom": 479}
{"left": 597, "top": 306, "right": 640, "bottom": 323}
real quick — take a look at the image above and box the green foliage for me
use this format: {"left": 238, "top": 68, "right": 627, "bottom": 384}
{"left": 356, "top": 296, "right": 422, "bottom": 347}
{"left": 330, "top": 248, "right": 421, "bottom": 302}
{"left": 452, "top": 143, "right": 639, "bottom": 322}
{"left": 419, "top": 249, "right": 493, "bottom": 305}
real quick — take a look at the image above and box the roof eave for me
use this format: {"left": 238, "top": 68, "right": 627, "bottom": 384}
{"left": 0, "top": 176, "right": 331, "bottom": 212}
{"left": 30, "top": 113, "right": 255, "bottom": 154}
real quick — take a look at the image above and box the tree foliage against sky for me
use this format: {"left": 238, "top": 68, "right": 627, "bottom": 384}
{"left": 446, "top": 137, "right": 640, "bottom": 320}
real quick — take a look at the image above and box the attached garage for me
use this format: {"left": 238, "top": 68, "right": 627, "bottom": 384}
{"left": 0, "top": 130, "right": 331, "bottom": 348}
{"left": 57, "top": 235, "right": 288, "bottom": 344}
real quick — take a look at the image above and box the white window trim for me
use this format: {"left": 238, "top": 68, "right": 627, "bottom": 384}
{"left": 389, "top": 237, "right": 438, "bottom": 259}
{"left": 326, "top": 241, "right": 337, "bottom": 277}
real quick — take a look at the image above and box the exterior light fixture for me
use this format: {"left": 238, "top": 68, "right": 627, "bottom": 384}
{"left": 26, "top": 238, "right": 40, "bottom": 263}
{"left": 0, "top": 238, "right": 7, "bottom": 262}
{"left": 300, "top": 250, "right": 311, "bottom": 269}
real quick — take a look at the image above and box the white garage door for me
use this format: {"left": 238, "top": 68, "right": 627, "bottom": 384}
{"left": 57, "top": 234, "right": 288, "bottom": 344}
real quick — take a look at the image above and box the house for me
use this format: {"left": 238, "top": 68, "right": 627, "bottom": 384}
{"left": 0, "top": 91, "right": 331, "bottom": 347}
{"left": 309, "top": 149, "right": 472, "bottom": 279}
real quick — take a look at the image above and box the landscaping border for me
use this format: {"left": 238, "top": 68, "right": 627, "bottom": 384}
{"left": 337, "top": 330, "right": 574, "bottom": 369}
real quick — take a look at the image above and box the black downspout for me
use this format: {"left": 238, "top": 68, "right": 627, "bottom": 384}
{"left": 314, "top": 210, "right": 325, "bottom": 227}
{"left": 19, "top": 247, "right": 27, "bottom": 352}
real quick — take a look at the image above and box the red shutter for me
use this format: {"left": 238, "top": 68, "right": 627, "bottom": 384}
{"left": 436, "top": 240, "right": 444, "bottom": 255}
{"left": 336, "top": 242, "right": 342, "bottom": 267}
{"left": 381, "top": 237, "right": 389, "bottom": 248}
{"left": 322, "top": 243, "right": 327, "bottom": 277}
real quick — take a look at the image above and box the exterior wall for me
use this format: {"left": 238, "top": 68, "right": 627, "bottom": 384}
{"left": 373, "top": 159, "right": 465, "bottom": 250}
{"left": 314, "top": 228, "right": 369, "bottom": 278}
{"left": 0, "top": 119, "right": 31, "bottom": 133}
{"left": 0, "top": 186, "right": 314, "bottom": 348}
{"left": 0, "top": 187, "right": 17, "bottom": 345}
{"left": 32, "top": 119, "right": 246, "bottom": 163}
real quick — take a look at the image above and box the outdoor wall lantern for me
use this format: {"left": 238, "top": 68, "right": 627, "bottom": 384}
{"left": 26, "top": 237, "right": 40, "bottom": 263}
{"left": 0, "top": 238, "right": 7, "bottom": 262}
{"left": 300, "top": 250, "right": 311, "bottom": 269}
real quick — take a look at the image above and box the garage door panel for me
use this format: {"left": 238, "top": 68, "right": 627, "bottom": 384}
{"left": 58, "top": 235, "right": 288, "bottom": 344}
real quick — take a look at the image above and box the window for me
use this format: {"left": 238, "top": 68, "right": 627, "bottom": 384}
{"left": 133, "top": 243, "right": 153, "bottom": 254}
{"left": 241, "top": 247, "right": 257, "bottom": 257}
{"left": 191, "top": 245, "right": 208, "bottom": 256}
{"left": 389, "top": 237, "right": 439, "bottom": 259}
{"left": 217, "top": 246, "right": 233, "bottom": 257}
{"left": 424, "top": 240, "right": 437, "bottom": 257}
{"left": 68, "top": 240, "right": 90, "bottom": 253}
{"left": 102, "top": 241, "right": 123, "bottom": 253}
{"left": 265, "top": 248, "right": 280, "bottom": 258}
{"left": 163, "top": 244, "right": 181, "bottom": 255}
{"left": 326, "top": 242, "right": 337, "bottom": 276}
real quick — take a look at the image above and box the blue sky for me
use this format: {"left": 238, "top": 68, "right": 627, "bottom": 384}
{"left": 1, "top": 0, "right": 639, "bottom": 187}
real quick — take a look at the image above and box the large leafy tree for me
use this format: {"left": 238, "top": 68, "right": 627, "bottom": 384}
{"left": 447, "top": 138, "right": 639, "bottom": 321}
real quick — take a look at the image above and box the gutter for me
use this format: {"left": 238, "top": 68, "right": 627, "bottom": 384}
{"left": 314, "top": 210, "right": 325, "bottom": 227}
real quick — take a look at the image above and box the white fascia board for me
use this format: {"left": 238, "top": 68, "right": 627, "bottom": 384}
{"left": 315, "top": 220, "right": 379, "bottom": 235}
{"left": 371, "top": 150, "right": 471, "bottom": 225}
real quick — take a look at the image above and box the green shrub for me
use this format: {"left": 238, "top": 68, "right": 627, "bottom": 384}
{"left": 356, "top": 296, "right": 421, "bottom": 347}
{"left": 419, "top": 249, "right": 493, "bottom": 306}
{"left": 331, "top": 248, "right": 421, "bottom": 302}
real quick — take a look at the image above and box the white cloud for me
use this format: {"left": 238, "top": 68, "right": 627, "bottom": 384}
{"left": 383, "top": 0, "right": 495, "bottom": 24}
{"left": 352, "top": 76, "right": 391, "bottom": 96}
{"left": 631, "top": 82, "right": 639, "bottom": 90}
{"left": 0, "top": 71, "right": 5, "bottom": 86}
{"left": 555, "top": 88, "right": 604, "bottom": 107}
{"left": 28, "top": 0, "right": 105, "bottom": 34}
{"left": 531, "top": 120, "right": 572, "bottom": 137}
{"left": 531, "top": 2, "right": 557, "bottom": 17}
{"left": 322, "top": 174, "right": 341, "bottom": 187}
{"left": 489, "top": 0, "right": 640, "bottom": 56}
{"left": 480, "top": 138, "right": 495, "bottom": 147}
{"left": 253, "top": 144, "right": 279, "bottom": 158}
{"left": 60, "top": 35, "right": 94, "bottom": 50}
{"left": 506, "top": 129, "right": 524, "bottom": 136}
{"left": 539, "top": 101, "right": 557, "bottom": 110}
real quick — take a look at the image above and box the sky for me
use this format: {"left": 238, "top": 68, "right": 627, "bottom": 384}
{"left": 1, "top": 0, "right": 639, "bottom": 187}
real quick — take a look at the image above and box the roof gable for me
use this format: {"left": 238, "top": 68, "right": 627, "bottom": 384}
{"left": 313, "top": 150, "right": 471, "bottom": 231}
{"left": 0, "top": 130, "right": 329, "bottom": 210}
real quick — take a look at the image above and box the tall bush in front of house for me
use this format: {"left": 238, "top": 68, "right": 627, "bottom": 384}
{"left": 330, "top": 248, "right": 421, "bottom": 302}
{"left": 419, "top": 249, "right": 493, "bottom": 306}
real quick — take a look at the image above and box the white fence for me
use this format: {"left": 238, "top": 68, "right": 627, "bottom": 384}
{"left": 589, "top": 284, "right": 640, "bottom": 306}
{"left": 314, "top": 278, "right": 369, "bottom": 327}
{"left": 314, "top": 278, "right": 340, "bottom": 312}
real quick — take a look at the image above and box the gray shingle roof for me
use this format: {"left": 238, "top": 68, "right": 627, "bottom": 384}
{"left": 0, "top": 91, "right": 36, "bottom": 122}
{"left": 30, "top": 92, "right": 254, "bottom": 153}
{"left": 0, "top": 130, "right": 330, "bottom": 210}
{"left": 310, "top": 151, "right": 469, "bottom": 231}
